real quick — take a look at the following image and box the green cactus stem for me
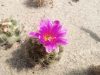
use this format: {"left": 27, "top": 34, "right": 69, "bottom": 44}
{"left": 0, "top": 18, "right": 20, "bottom": 49}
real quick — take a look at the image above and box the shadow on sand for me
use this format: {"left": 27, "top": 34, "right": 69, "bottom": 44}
{"left": 81, "top": 27, "right": 100, "bottom": 42}
{"left": 65, "top": 65, "right": 100, "bottom": 75}
{"left": 6, "top": 48, "right": 33, "bottom": 72}
{"left": 6, "top": 38, "right": 47, "bottom": 72}
{"left": 66, "top": 69, "right": 88, "bottom": 75}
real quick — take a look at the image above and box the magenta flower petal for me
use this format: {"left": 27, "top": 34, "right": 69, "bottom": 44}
{"left": 52, "top": 20, "right": 62, "bottom": 32}
{"left": 56, "top": 38, "right": 68, "bottom": 45}
{"left": 29, "top": 19, "right": 68, "bottom": 53}
{"left": 45, "top": 44, "right": 57, "bottom": 53}
{"left": 40, "top": 19, "right": 52, "bottom": 30}
{"left": 29, "top": 32, "right": 40, "bottom": 38}
{"left": 45, "top": 46, "right": 52, "bottom": 53}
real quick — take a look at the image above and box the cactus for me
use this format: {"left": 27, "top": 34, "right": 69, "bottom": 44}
{"left": 24, "top": 38, "right": 63, "bottom": 68}
{"left": 0, "top": 18, "right": 20, "bottom": 49}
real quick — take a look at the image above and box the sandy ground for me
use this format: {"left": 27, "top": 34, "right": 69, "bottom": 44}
{"left": 0, "top": 0, "right": 100, "bottom": 75}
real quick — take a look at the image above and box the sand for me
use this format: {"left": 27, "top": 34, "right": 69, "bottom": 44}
{"left": 0, "top": 0, "right": 100, "bottom": 75}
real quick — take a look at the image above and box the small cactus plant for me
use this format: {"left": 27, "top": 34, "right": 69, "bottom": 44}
{"left": 23, "top": 38, "right": 63, "bottom": 68}
{"left": 0, "top": 18, "right": 20, "bottom": 49}
{"left": 26, "top": 19, "right": 68, "bottom": 68}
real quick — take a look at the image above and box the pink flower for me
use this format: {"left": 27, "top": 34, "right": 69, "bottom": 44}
{"left": 29, "top": 19, "right": 68, "bottom": 53}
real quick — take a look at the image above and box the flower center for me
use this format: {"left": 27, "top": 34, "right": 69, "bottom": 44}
{"left": 44, "top": 35, "right": 52, "bottom": 41}
{"left": 44, "top": 35, "right": 54, "bottom": 41}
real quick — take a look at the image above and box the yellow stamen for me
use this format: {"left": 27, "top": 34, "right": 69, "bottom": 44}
{"left": 44, "top": 35, "right": 52, "bottom": 41}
